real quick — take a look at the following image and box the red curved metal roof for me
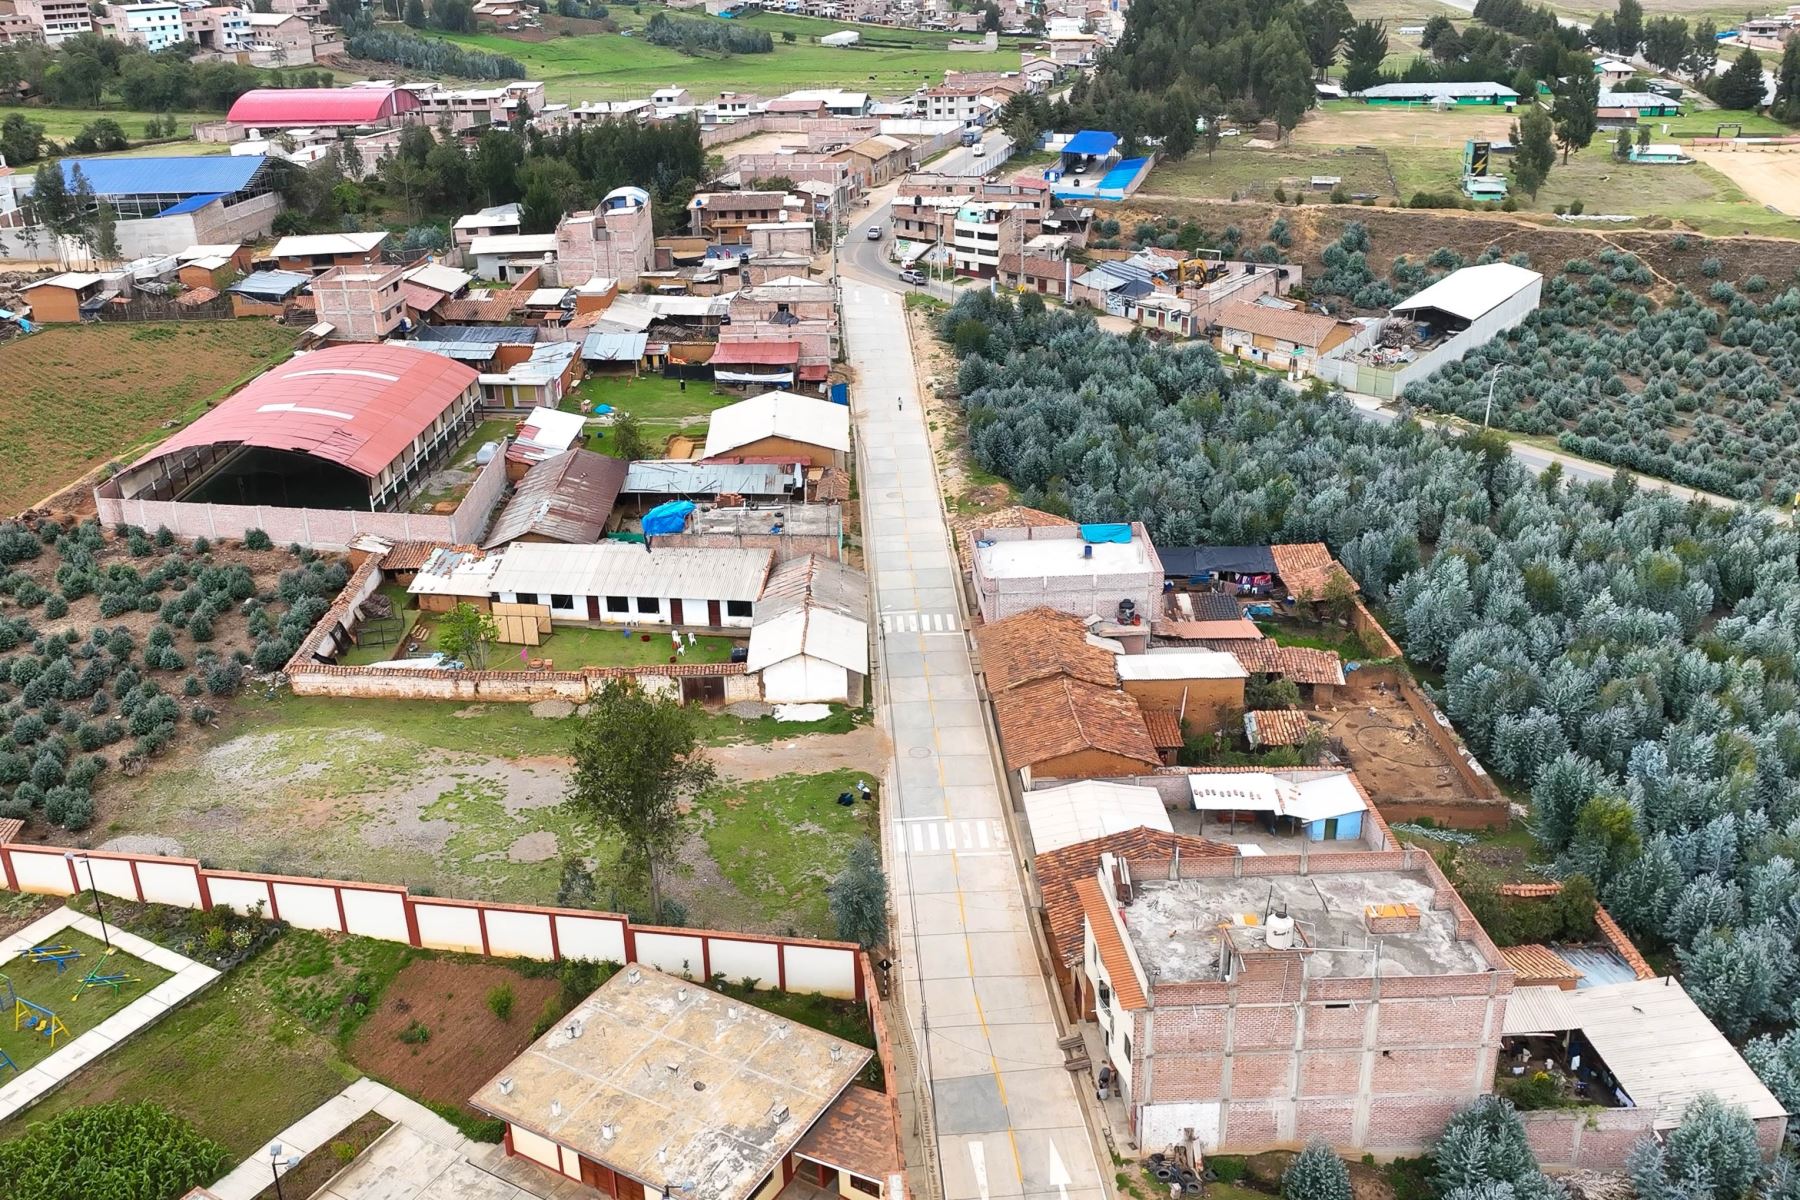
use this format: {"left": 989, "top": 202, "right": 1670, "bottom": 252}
{"left": 132, "top": 344, "right": 479, "bottom": 480}
{"left": 226, "top": 87, "right": 422, "bottom": 125}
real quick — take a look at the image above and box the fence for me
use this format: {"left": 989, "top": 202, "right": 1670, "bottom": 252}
{"left": 0, "top": 837, "right": 866, "bottom": 1000}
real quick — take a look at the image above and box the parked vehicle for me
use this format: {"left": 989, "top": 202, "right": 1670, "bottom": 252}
{"left": 971, "top": 143, "right": 986, "bottom": 157}
{"left": 899, "top": 269, "right": 926, "bottom": 285}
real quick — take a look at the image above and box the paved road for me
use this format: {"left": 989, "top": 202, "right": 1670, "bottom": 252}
{"left": 842, "top": 132, "right": 1015, "bottom": 294}
{"left": 842, "top": 223, "right": 1107, "bottom": 1200}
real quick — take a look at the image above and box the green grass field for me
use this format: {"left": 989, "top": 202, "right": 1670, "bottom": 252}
{"left": 0, "top": 105, "right": 218, "bottom": 144}
{"left": 0, "top": 930, "right": 173, "bottom": 1075}
{"left": 513, "top": 626, "right": 739, "bottom": 668}
{"left": 438, "top": 12, "right": 1017, "bottom": 101}
{"left": 1146, "top": 142, "right": 1396, "bottom": 201}
{"left": 574, "top": 373, "right": 740, "bottom": 424}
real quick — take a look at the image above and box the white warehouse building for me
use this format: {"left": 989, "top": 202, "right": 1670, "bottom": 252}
{"left": 486, "top": 542, "right": 774, "bottom": 629}
{"left": 1310, "top": 262, "right": 1543, "bottom": 400}
{"left": 747, "top": 553, "right": 869, "bottom": 704}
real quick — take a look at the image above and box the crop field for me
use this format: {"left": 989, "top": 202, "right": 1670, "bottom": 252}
{"left": 1403, "top": 250, "right": 1800, "bottom": 502}
{"left": 0, "top": 323, "right": 301, "bottom": 514}
{"left": 439, "top": 11, "right": 1017, "bottom": 101}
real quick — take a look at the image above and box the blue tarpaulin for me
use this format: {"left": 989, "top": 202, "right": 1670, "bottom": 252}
{"left": 642, "top": 500, "right": 696, "bottom": 536}
{"left": 1080, "top": 523, "right": 1132, "bottom": 544}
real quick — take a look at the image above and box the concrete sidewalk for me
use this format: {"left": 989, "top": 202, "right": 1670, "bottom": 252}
{"left": 842, "top": 280, "right": 1106, "bottom": 1200}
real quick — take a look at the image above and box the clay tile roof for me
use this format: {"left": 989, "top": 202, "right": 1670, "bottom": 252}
{"left": 991, "top": 676, "right": 1160, "bottom": 773}
{"left": 1216, "top": 301, "right": 1351, "bottom": 350}
{"left": 0, "top": 817, "right": 21, "bottom": 845}
{"left": 1498, "top": 882, "right": 1565, "bottom": 898}
{"left": 377, "top": 540, "right": 444, "bottom": 571}
{"left": 1245, "top": 709, "right": 1316, "bottom": 747}
{"left": 815, "top": 466, "right": 851, "bottom": 503}
{"left": 1493, "top": 882, "right": 1657, "bottom": 982}
{"left": 1269, "top": 542, "right": 1359, "bottom": 602}
{"left": 793, "top": 1085, "right": 902, "bottom": 1183}
{"left": 1074, "top": 876, "right": 1147, "bottom": 1010}
{"left": 974, "top": 607, "right": 1118, "bottom": 692}
{"left": 1142, "top": 709, "right": 1184, "bottom": 750}
{"left": 1197, "top": 640, "right": 1346, "bottom": 686}
{"left": 176, "top": 286, "right": 219, "bottom": 306}
{"left": 1036, "top": 827, "right": 1235, "bottom": 965}
{"left": 1500, "top": 944, "right": 1582, "bottom": 984}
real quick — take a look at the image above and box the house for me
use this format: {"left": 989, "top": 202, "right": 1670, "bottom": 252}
{"left": 974, "top": 607, "right": 1163, "bottom": 784}
{"left": 398, "top": 262, "right": 473, "bottom": 322}
{"left": 226, "top": 269, "right": 312, "bottom": 316}
{"left": 454, "top": 202, "right": 522, "bottom": 249}
{"left": 403, "top": 80, "right": 546, "bottom": 131}
{"left": 1021, "top": 780, "right": 1174, "bottom": 856}
{"left": 1597, "top": 89, "right": 1681, "bottom": 116}
{"left": 703, "top": 392, "right": 850, "bottom": 468}
{"left": 15, "top": 155, "right": 283, "bottom": 260}
{"left": 467, "top": 233, "right": 558, "bottom": 283}
{"left": 484, "top": 449, "right": 628, "bottom": 549}
{"left": 1071, "top": 260, "right": 1155, "bottom": 313}
{"left": 835, "top": 134, "right": 914, "bottom": 187}
{"left": 402, "top": 324, "right": 540, "bottom": 373}
{"left": 580, "top": 330, "right": 652, "bottom": 373}
{"left": 1186, "top": 766, "right": 1371, "bottom": 843}
{"left": 240, "top": 10, "right": 323, "bottom": 64}
{"left": 747, "top": 553, "right": 870, "bottom": 704}
{"left": 479, "top": 341, "right": 582, "bottom": 411}
{"left": 177, "top": 254, "right": 239, "bottom": 292}
{"left": 1070, "top": 841, "right": 1509, "bottom": 1152}
{"left": 619, "top": 461, "right": 804, "bottom": 510}
{"left": 504, "top": 405, "right": 589, "bottom": 477}
{"left": 485, "top": 541, "right": 774, "bottom": 628}
{"left": 311, "top": 262, "right": 407, "bottom": 342}
{"left": 271, "top": 231, "right": 389, "bottom": 274}
{"left": 556, "top": 188, "right": 657, "bottom": 289}
{"left": 1593, "top": 57, "right": 1636, "bottom": 87}
{"left": 970, "top": 521, "right": 1163, "bottom": 624}
{"left": 1356, "top": 81, "right": 1520, "bottom": 106}
{"left": 723, "top": 275, "right": 839, "bottom": 372}
{"left": 470, "top": 967, "right": 900, "bottom": 1200}
{"left": 689, "top": 191, "right": 803, "bottom": 241}
{"left": 21, "top": 272, "right": 108, "bottom": 323}
{"left": 407, "top": 546, "right": 502, "bottom": 613}
{"left": 1213, "top": 301, "right": 1357, "bottom": 370}
{"left": 1112, "top": 649, "right": 1246, "bottom": 732}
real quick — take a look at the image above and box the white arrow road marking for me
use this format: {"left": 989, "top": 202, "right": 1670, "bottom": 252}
{"left": 1047, "top": 1142, "right": 1071, "bottom": 1200}
{"left": 971, "top": 1143, "right": 990, "bottom": 1200}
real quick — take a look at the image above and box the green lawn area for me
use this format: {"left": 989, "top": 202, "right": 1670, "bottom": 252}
{"left": 0, "top": 930, "right": 173, "bottom": 1075}
{"left": 454, "top": 418, "right": 519, "bottom": 467}
{"left": 436, "top": 19, "right": 1017, "bottom": 101}
{"left": 337, "top": 584, "right": 417, "bottom": 666}
{"left": 0, "top": 105, "right": 219, "bottom": 145}
{"left": 1658, "top": 108, "right": 1794, "bottom": 139}
{"left": 526, "top": 625, "right": 739, "bottom": 668}
{"left": 574, "top": 373, "right": 738, "bottom": 425}
{"left": 1145, "top": 142, "right": 1398, "bottom": 201}
{"left": 693, "top": 769, "right": 878, "bottom": 937}
{"left": 1525, "top": 150, "right": 1798, "bottom": 236}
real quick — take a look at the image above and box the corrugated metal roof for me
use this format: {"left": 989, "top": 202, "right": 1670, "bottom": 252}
{"left": 581, "top": 331, "right": 650, "bottom": 362}
{"left": 228, "top": 269, "right": 311, "bottom": 301}
{"left": 1115, "top": 650, "right": 1247, "bottom": 681}
{"left": 1392, "top": 263, "right": 1542, "bottom": 323}
{"left": 622, "top": 460, "right": 798, "bottom": 497}
{"left": 227, "top": 86, "right": 420, "bottom": 124}
{"left": 485, "top": 449, "right": 628, "bottom": 549}
{"left": 131, "top": 344, "right": 477, "bottom": 480}
{"left": 271, "top": 232, "right": 388, "bottom": 258}
{"left": 1186, "top": 769, "right": 1366, "bottom": 822}
{"left": 57, "top": 156, "right": 266, "bottom": 197}
{"left": 1063, "top": 130, "right": 1118, "bottom": 156}
{"left": 1557, "top": 945, "right": 1643, "bottom": 989}
{"left": 1358, "top": 81, "right": 1520, "bottom": 99}
{"left": 704, "top": 392, "right": 850, "bottom": 458}
{"left": 1023, "top": 781, "right": 1172, "bottom": 854}
{"left": 488, "top": 541, "right": 773, "bottom": 603}
{"left": 402, "top": 263, "right": 472, "bottom": 295}
{"left": 156, "top": 193, "right": 225, "bottom": 217}
{"left": 748, "top": 554, "right": 869, "bottom": 674}
{"left": 414, "top": 325, "right": 536, "bottom": 344}
{"left": 1500, "top": 978, "right": 1787, "bottom": 1127}
{"left": 711, "top": 341, "right": 802, "bottom": 367}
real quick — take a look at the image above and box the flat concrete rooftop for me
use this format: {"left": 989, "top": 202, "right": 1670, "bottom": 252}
{"left": 693, "top": 504, "right": 838, "bottom": 536}
{"left": 978, "top": 537, "right": 1155, "bottom": 580}
{"left": 1123, "top": 869, "right": 1486, "bottom": 983}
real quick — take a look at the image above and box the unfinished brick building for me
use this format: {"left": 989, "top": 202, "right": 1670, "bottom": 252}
{"left": 1074, "top": 842, "right": 1511, "bottom": 1155}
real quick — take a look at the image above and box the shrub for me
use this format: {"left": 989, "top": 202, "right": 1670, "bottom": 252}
{"left": 0, "top": 1100, "right": 229, "bottom": 1200}
{"left": 243, "top": 528, "right": 273, "bottom": 551}
{"left": 1701, "top": 256, "right": 1724, "bottom": 277}
{"left": 1282, "top": 1141, "right": 1351, "bottom": 1200}
{"left": 189, "top": 705, "right": 217, "bottom": 725}
{"left": 487, "top": 983, "right": 516, "bottom": 1021}
{"left": 43, "top": 785, "right": 93, "bottom": 830}
{"left": 399, "top": 1019, "right": 431, "bottom": 1044}
{"left": 205, "top": 663, "right": 242, "bottom": 697}
{"left": 42, "top": 594, "right": 68, "bottom": 620}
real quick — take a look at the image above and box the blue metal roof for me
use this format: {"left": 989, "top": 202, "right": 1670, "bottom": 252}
{"left": 61, "top": 156, "right": 268, "bottom": 197}
{"left": 1062, "top": 130, "right": 1118, "bottom": 157}
{"left": 156, "top": 193, "right": 225, "bottom": 217}
{"left": 582, "top": 331, "right": 649, "bottom": 362}
{"left": 228, "top": 270, "right": 311, "bottom": 301}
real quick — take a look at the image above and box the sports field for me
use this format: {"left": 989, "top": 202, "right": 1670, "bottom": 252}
{"left": 1690, "top": 147, "right": 1800, "bottom": 216}
{"left": 440, "top": 11, "right": 1016, "bottom": 100}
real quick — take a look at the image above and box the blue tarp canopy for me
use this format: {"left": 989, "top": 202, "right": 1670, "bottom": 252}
{"left": 1063, "top": 130, "right": 1119, "bottom": 157}
{"left": 642, "top": 500, "right": 696, "bottom": 536}
{"left": 156, "top": 193, "right": 225, "bottom": 217}
{"left": 1080, "top": 523, "right": 1132, "bottom": 544}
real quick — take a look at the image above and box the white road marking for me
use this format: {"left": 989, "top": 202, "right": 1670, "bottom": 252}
{"left": 971, "top": 1143, "right": 990, "bottom": 1200}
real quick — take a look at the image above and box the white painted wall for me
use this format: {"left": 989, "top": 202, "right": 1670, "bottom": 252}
{"left": 138, "top": 860, "right": 204, "bottom": 908}
{"left": 343, "top": 889, "right": 411, "bottom": 942}
{"left": 10, "top": 849, "right": 74, "bottom": 894}
{"left": 84, "top": 857, "right": 138, "bottom": 900}
{"left": 707, "top": 937, "right": 783, "bottom": 988}
{"left": 786, "top": 943, "right": 857, "bottom": 996}
{"left": 272, "top": 881, "right": 342, "bottom": 931}
{"left": 636, "top": 929, "right": 707, "bottom": 978}
{"left": 415, "top": 903, "right": 485, "bottom": 953}
{"left": 556, "top": 914, "right": 628, "bottom": 963}
{"left": 509, "top": 1124, "right": 561, "bottom": 1171}
{"left": 210, "top": 875, "right": 274, "bottom": 915}
{"left": 485, "top": 908, "right": 556, "bottom": 959}
{"left": 761, "top": 656, "right": 853, "bottom": 704}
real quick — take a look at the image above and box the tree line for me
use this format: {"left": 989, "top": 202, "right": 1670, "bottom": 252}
{"left": 643, "top": 11, "right": 775, "bottom": 54}
{"left": 344, "top": 18, "right": 526, "bottom": 78}
{"left": 934, "top": 275, "right": 1800, "bottom": 1078}
{"left": 0, "top": 34, "right": 332, "bottom": 116}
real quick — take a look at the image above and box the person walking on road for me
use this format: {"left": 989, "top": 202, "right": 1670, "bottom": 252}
{"left": 897, "top": 395, "right": 903, "bottom": 411}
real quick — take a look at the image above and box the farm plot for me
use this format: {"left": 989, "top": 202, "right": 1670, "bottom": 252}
{"left": 1403, "top": 249, "right": 1800, "bottom": 502}
{"left": 0, "top": 517, "right": 347, "bottom": 837}
{"left": 0, "top": 322, "right": 300, "bottom": 515}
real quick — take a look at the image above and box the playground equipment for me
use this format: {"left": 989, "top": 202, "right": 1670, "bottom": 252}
{"left": 0, "top": 1048, "right": 15, "bottom": 1075}
{"left": 13, "top": 994, "right": 69, "bottom": 1048}
{"left": 24, "top": 944, "right": 84, "bottom": 975}
{"left": 71, "top": 960, "right": 141, "bottom": 1002}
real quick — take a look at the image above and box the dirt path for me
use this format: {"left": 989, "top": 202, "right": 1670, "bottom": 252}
{"left": 707, "top": 723, "right": 892, "bottom": 781}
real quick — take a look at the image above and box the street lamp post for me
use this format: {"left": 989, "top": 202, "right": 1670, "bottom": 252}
{"left": 64, "top": 852, "right": 110, "bottom": 953}
{"left": 1482, "top": 364, "right": 1507, "bottom": 429}
{"left": 268, "top": 1142, "right": 299, "bottom": 1200}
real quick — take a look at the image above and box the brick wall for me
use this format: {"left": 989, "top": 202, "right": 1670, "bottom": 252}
{"left": 1520, "top": 1107, "right": 1659, "bottom": 1170}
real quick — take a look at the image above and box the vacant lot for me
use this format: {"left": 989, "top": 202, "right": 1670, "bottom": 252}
{"left": 0, "top": 106, "right": 219, "bottom": 146}
{"left": 1146, "top": 143, "right": 1400, "bottom": 202}
{"left": 1296, "top": 104, "right": 1515, "bottom": 147}
{"left": 439, "top": 15, "right": 1017, "bottom": 100}
{"left": 90, "top": 695, "right": 886, "bottom": 935}
{"left": 0, "top": 323, "right": 300, "bottom": 514}
{"left": 1690, "top": 147, "right": 1800, "bottom": 216}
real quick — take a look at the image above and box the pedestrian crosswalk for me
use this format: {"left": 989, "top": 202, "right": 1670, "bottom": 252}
{"left": 880, "top": 610, "right": 961, "bottom": 636}
{"left": 893, "top": 818, "right": 1008, "bottom": 856}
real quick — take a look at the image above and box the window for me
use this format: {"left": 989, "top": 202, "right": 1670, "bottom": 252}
{"left": 551, "top": 594, "right": 574, "bottom": 610}
{"left": 726, "top": 600, "right": 753, "bottom": 618}
{"left": 516, "top": 592, "right": 539, "bottom": 606}
{"left": 848, "top": 1177, "right": 881, "bottom": 1197}
{"left": 637, "top": 597, "right": 659, "bottom": 614}
{"left": 1123, "top": 1035, "right": 1132, "bottom": 1062}
{"left": 606, "top": 596, "right": 629, "bottom": 613}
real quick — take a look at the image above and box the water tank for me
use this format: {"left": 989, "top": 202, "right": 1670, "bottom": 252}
{"left": 1265, "top": 903, "right": 1296, "bottom": 951}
